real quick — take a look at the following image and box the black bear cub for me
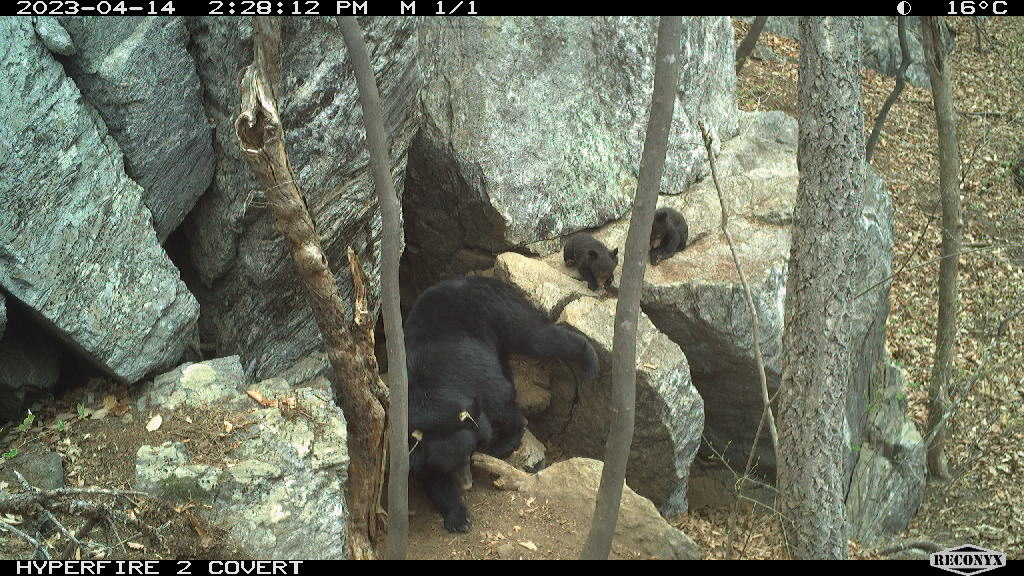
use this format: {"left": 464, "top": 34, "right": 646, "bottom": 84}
{"left": 649, "top": 207, "right": 688, "bottom": 266}
{"left": 405, "top": 276, "right": 599, "bottom": 533}
{"left": 563, "top": 233, "right": 619, "bottom": 291}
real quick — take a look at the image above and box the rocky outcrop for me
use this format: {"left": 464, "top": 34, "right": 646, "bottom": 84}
{"left": 402, "top": 17, "right": 738, "bottom": 293}
{"left": 492, "top": 252, "right": 704, "bottom": 516}
{"left": 135, "top": 357, "right": 349, "bottom": 559}
{"left": 32, "top": 17, "right": 75, "bottom": 56}
{"left": 575, "top": 110, "right": 923, "bottom": 543}
{"left": 184, "top": 17, "right": 420, "bottom": 381}
{"left": 57, "top": 17, "right": 214, "bottom": 243}
{"left": 0, "top": 18, "right": 199, "bottom": 384}
{"left": 475, "top": 456, "right": 701, "bottom": 559}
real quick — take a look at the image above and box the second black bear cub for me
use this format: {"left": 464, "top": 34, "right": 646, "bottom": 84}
{"left": 563, "top": 233, "right": 619, "bottom": 291}
{"left": 406, "top": 276, "right": 599, "bottom": 533}
{"left": 649, "top": 207, "right": 688, "bottom": 265}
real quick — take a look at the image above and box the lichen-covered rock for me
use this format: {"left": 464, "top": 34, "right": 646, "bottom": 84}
{"left": 135, "top": 357, "right": 349, "bottom": 559}
{"left": 57, "top": 17, "right": 214, "bottom": 242}
{"left": 136, "top": 355, "right": 248, "bottom": 413}
{"left": 403, "top": 17, "right": 738, "bottom": 291}
{"left": 579, "top": 110, "right": 922, "bottom": 542}
{"left": 184, "top": 17, "right": 420, "bottom": 381}
{"left": 493, "top": 252, "right": 703, "bottom": 516}
{"left": 0, "top": 18, "right": 198, "bottom": 384}
{"left": 32, "top": 17, "right": 75, "bottom": 55}
{"left": 0, "top": 292, "right": 5, "bottom": 338}
{"left": 846, "top": 352, "right": 926, "bottom": 545}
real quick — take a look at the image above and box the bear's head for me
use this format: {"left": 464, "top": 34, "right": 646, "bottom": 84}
{"left": 585, "top": 247, "right": 618, "bottom": 289}
{"left": 650, "top": 211, "right": 671, "bottom": 248}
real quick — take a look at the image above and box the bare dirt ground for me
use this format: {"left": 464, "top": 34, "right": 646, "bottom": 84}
{"left": 2, "top": 17, "right": 1022, "bottom": 561}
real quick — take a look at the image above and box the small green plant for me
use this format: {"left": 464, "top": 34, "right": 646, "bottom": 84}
{"left": 56, "top": 420, "right": 66, "bottom": 432}
{"left": 16, "top": 412, "right": 35, "bottom": 433}
{"left": 77, "top": 403, "right": 87, "bottom": 419}
{"left": 2, "top": 448, "right": 18, "bottom": 460}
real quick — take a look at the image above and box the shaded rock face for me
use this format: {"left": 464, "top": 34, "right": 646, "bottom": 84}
{"left": 402, "top": 16, "right": 738, "bottom": 295}
{"left": 184, "top": 17, "right": 420, "bottom": 380}
{"left": 578, "top": 110, "right": 922, "bottom": 543}
{"left": 0, "top": 303, "right": 62, "bottom": 425}
{"left": 0, "top": 18, "right": 199, "bottom": 384}
{"left": 492, "top": 252, "right": 704, "bottom": 516}
{"left": 56, "top": 16, "right": 214, "bottom": 243}
{"left": 735, "top": 16, "right": 954, "bottom": 90}
{"left": 135, "top": 357, "right": 349, "bottom": 559}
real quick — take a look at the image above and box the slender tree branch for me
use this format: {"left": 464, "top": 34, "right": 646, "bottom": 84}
{"left": 866, "top": 16, "right": 910, "bottom": 163}
{"left": 580, "top": 16, "right": 682, "bottom": 560}
{"left": 700, "top": 122, "right": 778, "bottom": 558}
{"left": 336, "top": 15, "right": 410, "bottom": 560}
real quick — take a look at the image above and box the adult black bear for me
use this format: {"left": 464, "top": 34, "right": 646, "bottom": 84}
{"left": 649, "top": 207, "right": 688, "bottom": 265}
{"left": 405, "top": 276, "right": 599, "bottom": 533}
{"left": 563, "top": 233, "right": 619, "bottom": 291}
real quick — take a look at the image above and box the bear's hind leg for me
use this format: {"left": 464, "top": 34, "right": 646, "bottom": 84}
{"left": 519, "top": 324, "right": 599, "bottom": 380}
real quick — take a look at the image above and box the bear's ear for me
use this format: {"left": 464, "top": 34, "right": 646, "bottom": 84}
{"left": 610, "top": 248, "right": 619, "bottom": 259}
{"left": 655, "top": 211, "right": 667, "bottom": 221}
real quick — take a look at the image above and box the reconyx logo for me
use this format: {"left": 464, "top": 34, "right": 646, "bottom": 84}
{"left": 931, "top": 545, "right": 1007, "bottom": 575}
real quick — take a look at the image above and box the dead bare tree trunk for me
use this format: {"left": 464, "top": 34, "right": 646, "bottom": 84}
{"left": 580, "top": 15, "right": 681, "bottom": 561}
{"left": 921, "top": 16, "right": 961, "bottom": 481}
{"left": 336, "top": 15, "right": 410, "bottom": 560}
{"left": 735, "top": 16, "right": 768, "bottom": 73}
{"left": 777, "top": 16, "right": 864, "bottom": 560}
{"left": 865, "top": 16, "right": 910, "bottom": 163}
{"left": 234, "top": 16, "right": 388, "bottom": 559}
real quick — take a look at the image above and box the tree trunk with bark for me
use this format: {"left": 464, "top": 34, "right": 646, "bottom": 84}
{"left": 777, "top": 16, "right": 865, "bottom": 560}
{"left": 579, "top": 15, "right": 682, "bottom": 560}
{"left": 921, "top": 16, "right": 961, "bottom": 481}
{"left": 234, "top": 16, "right": 389, "bottom": 559}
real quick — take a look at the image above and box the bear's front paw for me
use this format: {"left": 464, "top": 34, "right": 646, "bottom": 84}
{"left": 444, "top": 510, "right": 472, "bottom": 533}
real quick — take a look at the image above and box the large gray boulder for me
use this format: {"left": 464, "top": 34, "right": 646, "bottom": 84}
{"left": 492, "top": 252, "right": 704, "bottom": 515}
{"left": 403, "top": 17, "right": 739, "bottom": 293}
{"left": 56, "top": 17, "right": 214, "bottom": 243}
{"left": 135, "top": 356, "right": 349, "bottom": 559}
{"left": 0, "top": 18, "right": 199, "bottom": 384}
{"left": 185, "top": 17, "right": 420, "bottom": 380}
{"left": 584, "top": 110, "right": 922, "bottom": 542}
